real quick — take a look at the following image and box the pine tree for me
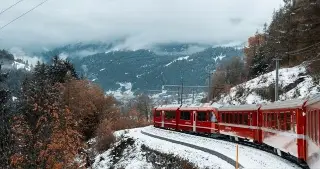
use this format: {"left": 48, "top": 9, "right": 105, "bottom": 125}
{"left": 0, "top": 64, "right": 12, "bottom": 168}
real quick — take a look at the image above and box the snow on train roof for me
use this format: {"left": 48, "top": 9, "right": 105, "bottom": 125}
{"left": 154, "top": 102, "right": 222, "bottom": 111}
{"left": 260, "top": 98, "right": 306, "bottom": 110}
{"left": 305, "top": 93, "right": 320, "bottom": 106}
{"left": 218, "top": 104, "right": 260, "bottom": 111}
{"left": 154, "top": 104, "right": 181, "bottom": 109}
{"left": 179, "top": 102, "right": 220, "bottom": 110}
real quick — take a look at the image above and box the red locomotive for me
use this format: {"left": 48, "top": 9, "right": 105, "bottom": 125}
{"left": 153, "top": 95, "right": 320, "bottom": 169}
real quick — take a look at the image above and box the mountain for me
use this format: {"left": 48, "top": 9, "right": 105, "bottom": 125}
{"left": 37, "top": 43, "right": 244, "bottom": 93}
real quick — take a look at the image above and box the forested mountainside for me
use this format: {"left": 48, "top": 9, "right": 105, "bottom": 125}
{"left": 38, "top": 43, "right": 243, "bottom": 92}
{"left": 209, "top": 0, "right": 320, "bottom": 102}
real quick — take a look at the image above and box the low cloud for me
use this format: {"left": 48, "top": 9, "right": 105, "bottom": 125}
{"left": 0, "top": 0, "right": 282, "bottom": 50}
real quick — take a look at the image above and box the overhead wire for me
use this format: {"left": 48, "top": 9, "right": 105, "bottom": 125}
{"left": 0, "top": 0, "right": 50, "bottom": 31}
{"left": 285, "top": 41, "right": 320, "bottom": 55}
{"left": 0, "top": 0, "right": 25, "bottom": 16}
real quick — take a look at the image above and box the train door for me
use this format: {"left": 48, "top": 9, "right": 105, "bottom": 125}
{"left": 161, "top": 111, "right": 164, "bottom": 128}
{"left": 193, "top": 111, "right": 196, "bottom": 132}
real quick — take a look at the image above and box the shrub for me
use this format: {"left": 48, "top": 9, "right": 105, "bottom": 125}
{"left": 254, "top": 83, "right": 284, "bottom": 102}
{"left": 95, "top": 118, "right": 116, "bottom": 153}
{"left": 235, "top": 85, "right": 246, "bottom": 98}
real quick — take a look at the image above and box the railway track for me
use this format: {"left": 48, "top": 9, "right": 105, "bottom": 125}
{"left": 141, "top": 130, "right": 244, "bottom": 169}
{"left": 149, "top": 126, "right": 309, "bottom": 169}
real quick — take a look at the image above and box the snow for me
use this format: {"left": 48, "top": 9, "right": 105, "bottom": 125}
{"left": 136, "top": 73, "right": 144, "bottom": 78}
{"left": 105, "top": 82, "right": 135, "bottom": 102}
{"left": 12, "top": 61, "right": 31, "bottom": 71}
{"left": 217, "top": 64, "right": 320, "bottom": 105}
{"left": 92, "top": 138, "right": 153, "bottom": 169}
{"left": 143, "top": 126, "right": 301, "bottom": 169}
{"left": 93, "top": 126, "right": 301, "bottom": 169}
{"left": 165, "top": 56, "right": 190, "bottom": 67}
{"left": 9, "top": 47, "right": 43, "bottom": 66}
{"left": 12, "top": 96, "right": 17, "bottom": 101}
{"left": 214, "top": 53, "right": 226, "bottom": 62}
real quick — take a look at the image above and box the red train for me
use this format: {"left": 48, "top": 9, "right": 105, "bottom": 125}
{"left": 153, "top": 95, "right": 320, "bottom": 169}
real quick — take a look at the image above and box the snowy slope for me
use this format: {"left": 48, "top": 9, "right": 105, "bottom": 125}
{"left": 92, "top": 126, "right": 301, "bottom": 169}
{"left": 143, "top": 126, "right": 300, "bottom": 169}
{"left": 217, "top": 64, "right": 320, "bottom": 105}
{"left": 12, "top": 61, "right": 31, "bottom": 71}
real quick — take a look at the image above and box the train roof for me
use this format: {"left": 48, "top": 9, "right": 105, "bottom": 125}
{"left": 154, "top": 104, "right": 181, "bottom": 111}
{"left": 305, "top": 93, "right": 320, "bottom": 107}
{"left": 179, "top": 102, "right": 221, "bottom": 111}
{"left": 218, "top": 104, "right": 260, "bottom": 111}
{"left": 260, "top": 98, "right": 306, "bottom": 110}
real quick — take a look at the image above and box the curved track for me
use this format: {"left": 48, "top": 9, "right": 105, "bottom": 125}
{"left": 147, "top": 127, "right": 308, "bottom": 169}
{"left": 141, "top": 131, "right": 244, "bottom": 169}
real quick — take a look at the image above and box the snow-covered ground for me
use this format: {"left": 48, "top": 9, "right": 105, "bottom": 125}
{"left": 165, "top": 55, "right": 191, "bottom": 67}
{"left": 105, "top": 82, "right": 135, "bottom": 102}
{"left": 92, "top": 126, "right": 301, "bottom": 169}
{"left": 217, "top": 64, "right": 320, "bottom": 105}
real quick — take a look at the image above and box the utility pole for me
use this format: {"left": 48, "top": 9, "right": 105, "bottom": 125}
{"left": 207, "top": 72, "right": 214, "bottom": 102}
{"left": 273, "top": 58, "right": 282, "bottom": 101}
{"left": 181, "top": 78, "right": 184, "bottom": 104}
{"left": 192, "top": 88, "right": 195, "bottom": 104}
{"left": 177, "top": 87, "right": 180, "bottom": 104}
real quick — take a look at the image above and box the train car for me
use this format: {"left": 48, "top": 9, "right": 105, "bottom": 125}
{"left": 218, "top": 104, "right": 261, "bottom": 142}
{"left": 177, "top": 103, "right": 219, "bottom": 134}
{"left": 153, "top": 104, "right": 180, "bottom": 129}
{"left": 152, "top": 94, "right": 320, "bottom": 169}
{"left": 259, "top": 98, "right": 307, "bottom": 159}
{"left": 305, "top": 95, "right": 320, "bottom": 169}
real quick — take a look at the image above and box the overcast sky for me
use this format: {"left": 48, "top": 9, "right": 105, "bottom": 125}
{"left": 0, "top": 0, "right": 283, "bottom": 50}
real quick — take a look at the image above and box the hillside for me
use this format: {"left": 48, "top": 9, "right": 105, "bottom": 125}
{"left": 38, "top": 44, "right": 243, "bottom": 92}
{"left": 216, "top": 63, "right": 320, "bottom": 105}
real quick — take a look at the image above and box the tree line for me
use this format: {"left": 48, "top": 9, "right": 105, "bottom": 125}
{"left": 209, "top": 0, "right": 320, "bottom": 101}
{"left": 0, "top": 52, "right": 151, "bottom": 168}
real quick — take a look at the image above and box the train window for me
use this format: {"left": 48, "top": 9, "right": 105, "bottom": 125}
{"left": 210, "top": 112, "right": 217, "bottom": 123}
{"left": 235, "top": 113, "right": 238, "bottom": 124}
{"left": 180, "top": 111, "right": 191, "bottom": 120}
{"left": 230, "top": 113, "right": 234, "bottom": 124}
{"left": 312, "top": 111, "right": 315, "bottom": 141}
{"left": 307, "top": 111, "right": 310, "bottom": 137}
{"left": 316, "top": 110, "right": 320, "bottom": 146}
{"left": 292, "top": 111, "right": 297, "bottom": 133}
{"left": 312, "top": 111, "right": 315, "bottom": 143}
{"left": 268, "top": 113, "right": 272, "bottom": 128}
{"left": 165, "top": 111, "right": 176, "bottom": 119}
{"left": 239, "top": 113, "right": 243, "bottom": 125}
{"left": 243, "top": 113, "right": 248, "bottom": 125}
{"left": 226, "top": 113, "right": 229, "bottom": 123}
{"left": 263, "top": 113, "right": 267, "bottom": 127}
{"left": 155, "top": 111, "right": 161, "bottom": 117}
{"left": 236, "top": 113, "right": 240, "bottom": 124}
{"left": 279, "top": 112, "right": 285, "bottom": 130}
{"left": 272, "top": 113, "right": 277, "bottom": 129}
{"left": 222, "top": 113, "right": 226, "bottom": 123}
{"left": 286, "top": 112, "right": 291, "bottom": 131}
{"left": 197, "top": 111, "right": 207, "bottom": 121}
